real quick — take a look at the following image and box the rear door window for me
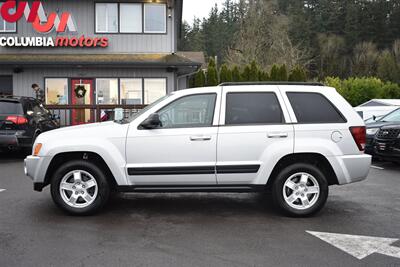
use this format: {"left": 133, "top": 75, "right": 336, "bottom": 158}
{"left": 0, "top": 101, "right": 23, "bottom": 114}
{"left": 225, "top": 92, "right": 283, "bottom": 125}
{"left": 287, "top": 92, "right": 346, "bottom": 123}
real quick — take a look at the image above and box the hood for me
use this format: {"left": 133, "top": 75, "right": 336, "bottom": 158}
{"left": 366, "top": 121, "right": 399, "bottom": 129}
{"left": 381, "top": 124, "right": 400, "bottom": 130}
{"left": 36, "top": 121, "right": 129, "bottom": 144}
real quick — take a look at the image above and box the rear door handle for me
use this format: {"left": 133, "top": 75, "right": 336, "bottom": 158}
{"left": 190, "top": 135, "right": 212, "bottom": 141}
{"left": 267, "top": 132, "right": 288, "bottom": 138}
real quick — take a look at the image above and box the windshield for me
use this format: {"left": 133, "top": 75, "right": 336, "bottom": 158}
{"left": 127, "top": 94, "right": 172, "bottom": 122}
{"left": 0, "top": 101, "right": 23, "bottom": 115}
{"left": 381, "top": 108, "right": 400, "bottom": 122}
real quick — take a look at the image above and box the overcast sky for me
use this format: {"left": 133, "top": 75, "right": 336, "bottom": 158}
{"left": 183, "top": 0, "right": 228, "bottom": 24}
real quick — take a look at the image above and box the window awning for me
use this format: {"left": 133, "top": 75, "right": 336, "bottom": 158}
{"left": 0, "top": 53, "right": 202, "bottom": 69}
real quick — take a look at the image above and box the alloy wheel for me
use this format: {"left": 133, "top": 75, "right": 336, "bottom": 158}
{"left": 282, "top": 172, "right": 320, "bottom": 210}
{"left": 59, "top": 170, "right": 98, "bottom": 209}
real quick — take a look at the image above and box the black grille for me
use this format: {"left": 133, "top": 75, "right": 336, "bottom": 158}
{"left": 376, "top": 128, "right": 400, "bottom": 139}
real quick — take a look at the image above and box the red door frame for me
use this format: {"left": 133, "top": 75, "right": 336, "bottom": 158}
{"left": 70, "top": 79, "right": 95, "bottom": 125}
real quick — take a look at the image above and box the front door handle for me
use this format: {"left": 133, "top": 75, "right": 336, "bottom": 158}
{"left": 190, "top": 135, "right": 212, "bottom": 141}
{"left": 267, "top": 132, "right": 288, "bottom": 138}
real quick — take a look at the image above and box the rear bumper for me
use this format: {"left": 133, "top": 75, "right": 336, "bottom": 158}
{"left": 328, "top": 154, "right": 371, "bottom": 185}
{"left": 0, "top": 133, "right": 32, "bottom": 148}
{"left": 24, "top": 155, "right": 52, "bottom": 191}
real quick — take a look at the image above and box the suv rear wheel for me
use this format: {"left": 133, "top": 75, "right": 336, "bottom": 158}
{"left": 50, "top": 160, "right": 110, "bottom": 215}
{"left": 272, "top": 163, "right": 328, "bottom": 217}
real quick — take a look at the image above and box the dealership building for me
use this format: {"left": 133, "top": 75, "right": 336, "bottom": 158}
{"left": 0, "top": 0, "right": 202, "bottom": 124}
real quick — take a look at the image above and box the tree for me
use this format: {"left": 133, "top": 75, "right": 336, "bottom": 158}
{"left": 232, "top": 65, "right": 242, "bottom": 82}
{"left": 377, "top": 50, "right": 399, "bottom": 84}
{"left": 225, "top": 0, "right": 310, "bottom": 70}
{"left": 241, "top": 65, "right": 251, "bottom": 82}
{"left": 278, "top": 64, "right": 288, "bottom": 81}
{"left": 206, "top": 62, "right": 218, "bottom": 86}
{"left": 219, "top": 64, "right": 233, "bottom": 83}
{"left": 317, "top": 34, "right": 347, "bottom": 78}
{"left": 289, "top": 65, "right": 307, "bottom": 82}
{"left": 351, "top": 42, "right": 379, "bottom": 77}
{"left": 193, "top": 70, "right": 206, "bottom": 87}
{"left": 270, "top": 64, "right": 280, "bottom": 81}
{"left": 259, "top": 70, "right": 270, "bottom": 81}
{"left": 249, "top": 61, "right": 259, "bottom": 81}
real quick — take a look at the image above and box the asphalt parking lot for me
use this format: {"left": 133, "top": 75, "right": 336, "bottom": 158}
{"left": 0, "top": 152, "right": 400, "bottom": 267}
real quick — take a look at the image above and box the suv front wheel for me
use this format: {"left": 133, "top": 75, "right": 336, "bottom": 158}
{"left": 51, "top": 160, "right": 110, "bottom": 215}
{"left": 272, "top": 163, "right": 328, "bottom": 217}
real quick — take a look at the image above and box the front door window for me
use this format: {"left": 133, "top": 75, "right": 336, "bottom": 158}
{"left": 71, "top": 79, "right": 94, "bottom": 125}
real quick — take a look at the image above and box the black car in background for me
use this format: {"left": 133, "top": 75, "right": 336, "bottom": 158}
{"left": 374, "top": 125, "right": 400, "bottom": 163}
{"left": 0, "top": 96, "right": 59, "bottom": 152}
{"left": 365, "top": 108, "right": 400, "bottom": 155}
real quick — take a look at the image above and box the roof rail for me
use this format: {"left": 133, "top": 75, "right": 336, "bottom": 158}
{"left": 219, "top": 82, "right": 325, "bottom": 86}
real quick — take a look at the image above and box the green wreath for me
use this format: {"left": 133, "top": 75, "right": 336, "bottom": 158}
{"left": 74, "top": 85, "right": 87, "bottom": 98}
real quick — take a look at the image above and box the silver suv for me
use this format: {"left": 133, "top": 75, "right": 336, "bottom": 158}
{"left": 25, "top": 82, "right": 371, "bottom": 216}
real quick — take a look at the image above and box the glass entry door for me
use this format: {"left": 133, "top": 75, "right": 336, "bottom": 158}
{"left": 71, "top": 79, "right": 94, "bottom": 125}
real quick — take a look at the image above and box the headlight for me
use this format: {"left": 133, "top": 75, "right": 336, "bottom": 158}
{"left": 366, "top": 128, "right": 379, "bottom": 135}
{"left": 33, "top": 143, "right": 43, "bottom": 156}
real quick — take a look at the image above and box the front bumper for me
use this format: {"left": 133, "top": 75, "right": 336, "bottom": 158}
{"left": 24, "top": 155, "right": 52, "bottom": 191}
{"left": 374, "top": 138, "right": 400, "bottom": 162}
{"left": 327, "top": 154, "right": 372, "bottom": 185}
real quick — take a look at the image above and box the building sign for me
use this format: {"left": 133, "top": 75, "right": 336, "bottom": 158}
{"left": 0, "top": 1, "right": 108, "bottom": 48}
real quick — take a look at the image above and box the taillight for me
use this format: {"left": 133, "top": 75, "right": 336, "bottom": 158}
{"left": 6, "top": 115, "right": 28, "bottom": 125}
{"left": 350, "top": 126, "right": 366, "bottom": 151}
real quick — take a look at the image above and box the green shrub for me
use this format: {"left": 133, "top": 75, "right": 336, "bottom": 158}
{"left": 219, "top": 64, "right": 233, "bottom": 83}
{"left": 323, "top": 76, "right": 399, "bottom": 106}
{"left": 206, "top": 65, "right": 218, "bottom": 86}
{"left": 241, "top": 65, "right": 252, "bottom": 82}
{"left": 259, "top": 70, "right": 270, "bottom": 81}
{"left": 270, "top": 64, "right": 280, "bottom": 81}
{"left": 232, "top": 66, "right": 242, "bottom": 82}
{"left": 249, "top": 61, "right": 259, "bottom": 81}
{"left": 208, "top": 57, "right": 216, "bottom": 68}
{"left": 381, "top": 82, "right": 400, "bottom": 99}
{"left": 288, "top": 65, "right": 307, "bottom": 82}
{"left": 193, "top": 70, "right": 206, "bottom": 87}
{"left": 279, "top": 64, "right": 288, "bottom": 81}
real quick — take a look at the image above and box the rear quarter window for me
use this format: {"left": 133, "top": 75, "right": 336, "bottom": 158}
{"left": 225, "top": 92, "right": 284, "bottom": 125}
{"left": 0, "top": 101, "right": 23, "bottom": 115}
{"left": 287, "top": 92, "right": 346, "bottom": 123}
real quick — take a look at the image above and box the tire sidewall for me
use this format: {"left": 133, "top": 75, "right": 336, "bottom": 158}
{"left": 272, "top": 163, "right": 329, "bottom": 217}
{"left": 51, "top": 160, "right": 110, "bottom": 215}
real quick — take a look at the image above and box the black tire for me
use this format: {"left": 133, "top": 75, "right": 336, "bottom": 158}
{"left": 50, "top": 160, "right": 110, "bottom": 215}
{"left": 272, "top": 163, "right": 329, "bottom": 217}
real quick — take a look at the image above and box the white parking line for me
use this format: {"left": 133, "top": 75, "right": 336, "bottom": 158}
{"left": 371, "top": 165, "right": 385, "bottom": 170}
{"left": 0, "top": 189, "right": 5, "bottom": 193}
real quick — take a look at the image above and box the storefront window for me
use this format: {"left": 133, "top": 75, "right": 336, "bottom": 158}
{"left": 120, "top": 3, "right": 142, "bottom": 33}
{"left": 96, "top": 3, "right": 118, "bottom": 33}
{"left": 0, "top": 3, "right": 16, "bottom": 32}
{"left": 45, "top": 79, "right": 68, "bottom": 105}
{"left": 144, "top": 4, "right": 167, "bottom": 33}
{"left": 120, "top": 79, "right": 143, "bottom": 105}
{"left": 144, "top": 78, "right": 167, "bottom": 104}
{"left": 96, "top": 79, "right": 118, "bottom": 104}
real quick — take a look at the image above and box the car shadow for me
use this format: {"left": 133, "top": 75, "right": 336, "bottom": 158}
{"left": 0, "top": 150, "right": 28, "bottom": 162}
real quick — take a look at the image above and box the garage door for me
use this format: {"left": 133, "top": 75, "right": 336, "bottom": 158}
{"left": 0, "top": 76, "right": 13, "bottom": 95}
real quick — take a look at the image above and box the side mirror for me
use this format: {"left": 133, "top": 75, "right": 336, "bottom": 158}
{"left": 372, "top": 115, "right": 376, "bottom": 121}
{"left": 27, "top": 111, "right": 34, "bottom": 116}
{"left": 140, "top": 113, "right": 162, "bottom": 129}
